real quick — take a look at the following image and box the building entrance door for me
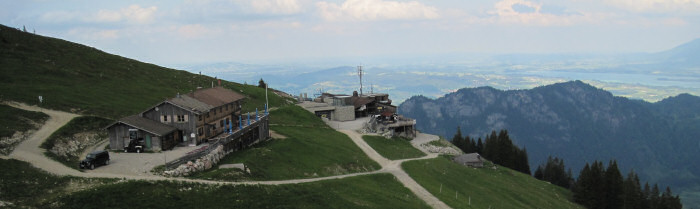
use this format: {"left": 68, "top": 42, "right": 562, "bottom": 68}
{"left": 146, "top": 135, "right": 152, "bottom": 149}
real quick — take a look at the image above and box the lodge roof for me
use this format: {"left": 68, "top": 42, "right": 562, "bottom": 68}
{"left": 107, "top": 115, "right": 177, "bottom": 136}
{"left": 161, "top": 86, "right": 245, "bottom": 115}
{"left": 186, "top": 86, "right": 245, "bottom": 107}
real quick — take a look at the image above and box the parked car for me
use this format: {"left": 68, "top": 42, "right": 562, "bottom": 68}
{"left": 124, "top": 138, "right": 145, "bottom": 153}
{"left": 79, "top": 150, "right": 110, "bottom": 170}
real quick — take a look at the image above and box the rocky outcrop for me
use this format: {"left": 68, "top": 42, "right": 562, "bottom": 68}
{"left": 49, "top": 132, "right": 103, "bottom": 160}
{"left": 163, "top": 145, "right": 225, "bottom": 177}
{"left": 420, "top": 143, "right": 462, "bottom": 156}
{"left": 0, "top": 130, "right": 34, "bottom": 155}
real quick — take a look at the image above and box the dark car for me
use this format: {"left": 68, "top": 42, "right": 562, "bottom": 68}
{"left": 79, "top": 150, "right": 110, "bottom": 170}
{"left": 124, "top": 138, "right": 144, "bottom": 153}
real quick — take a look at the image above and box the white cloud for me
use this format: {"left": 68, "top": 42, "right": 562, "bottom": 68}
{"left": 96, "top": 10, "right": 122, "bottom": 22}
{"left": 67, "top": 28, "right": 120, "bottom": 40}
{"left": 39, "top": 11, "right": 79, "bottom": 23}
{"left": 606, "top": 0, "right": 700, "bottom": 13}
{"left": 250, "top": 0, "right": 303, "bottom": 14}
{"left": 316, "top": 0, "right": 439, "bottom": 21}
{"left": 484, "top": 0, "right": 599, "bottom": 26}
{"left": 177, "top": 24, "right": 210, "bottom": 39}
{"left": 92, "top": 5, "right": 158, "bottom": 24}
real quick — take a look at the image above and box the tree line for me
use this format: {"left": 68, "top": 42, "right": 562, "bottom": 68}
{"left": 450, "top": 127, "right": 682, "bottom": 209}
{"left": 451, "top": 127, "right": 531, "bottom": 175}
{"left": 535, "top": 157, "right": 682, "bottom": 209}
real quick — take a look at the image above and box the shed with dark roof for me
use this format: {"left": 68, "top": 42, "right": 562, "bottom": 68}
{"left": 454, "top": 153, "right": 484, "bottom": 168}
{"left": 106, "top": 115, "right": 179, "bottom": 151}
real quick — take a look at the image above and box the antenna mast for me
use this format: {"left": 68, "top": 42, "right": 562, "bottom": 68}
{"left": 357, "top": 65, "right": 363, "bottom": 96}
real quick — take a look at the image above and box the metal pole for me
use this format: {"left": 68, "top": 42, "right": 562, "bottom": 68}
{"left": 265, "top": 82, "right": 269, "bottom": 109}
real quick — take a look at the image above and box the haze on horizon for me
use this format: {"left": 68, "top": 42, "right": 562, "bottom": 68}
{"left": 2, "top": 0, "right": 700, "bottom": 67}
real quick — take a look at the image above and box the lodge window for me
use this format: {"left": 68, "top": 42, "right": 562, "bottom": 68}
{"left": 161, "top": 115, "right": 169, "bottom": 122}
{"left": 198, "top": 115, "right": 202, "bottom": 121}
{"left": 220, "top": 119, "right": 224, "bottom": 128}
{"left": 198, "top": 127, "right": 203, "bottom": 136}
{"left": 177, "top": 115, "right": 186, "bottom": 122}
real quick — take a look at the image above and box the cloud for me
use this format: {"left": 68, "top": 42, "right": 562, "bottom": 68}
{"left": 484, "top": 0, "right": 597, "bottom": 26}
{"left": 316, "top": 0, "right": 439, "bottom": 21}
{"left": 249, "top": 0, "right": 303, "bottom": 14}
{"left": 605, "top": 0, "right": 700, "bottom": 13}
{"left": 177, "top": 24, "right": 210, "bottom": 39}
{"left": 67, "top": 28, "right": 121, "bottom": 40}
{"left": 93, "top": 5, "right": 158, "bottom": 24}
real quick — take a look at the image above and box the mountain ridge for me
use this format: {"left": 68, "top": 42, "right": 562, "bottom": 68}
{"left": 399, "top": 80, "right": 700, "bottom": 207}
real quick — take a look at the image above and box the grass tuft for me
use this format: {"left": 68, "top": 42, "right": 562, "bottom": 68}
{"left": 362, "top": 135, "right": 426, "bottom": 160}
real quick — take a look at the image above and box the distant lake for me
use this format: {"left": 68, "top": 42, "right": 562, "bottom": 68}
{"left": 519, "top": 70, "right": 700, "bottom": 89}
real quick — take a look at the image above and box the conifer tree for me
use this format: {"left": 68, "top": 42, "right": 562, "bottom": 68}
{"left": 604, "top": 160, "right": 624, "bottom": 209}
{"left": 650, "top": 184, "right": 661, "bottom": 209}
{"left": 258, "top": 78, "right": 267, "bottom": 88}
{"left": 519, "top": 148, "right": 531, "bottom": 175}
{"left": 464, "top": 136, "right": 474, "bottom": 153}
{"left": 622, "top": 171, "right": 642, "bottom": 209}
{"left": 573, "top": 163, "right": 592, "bottom": 206}
{"left": 476, "top": 138, "right": 483, "bottom": 154}
{"left": 534, "top": 165, "right": 544, "bottom": 180}
{"left": 642, "top": 183, "right": 651, "bottom": 209}
{"left": 451, "top": 127, "right": 464, "bottom": 151}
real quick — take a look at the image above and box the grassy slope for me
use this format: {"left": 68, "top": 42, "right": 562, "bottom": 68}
{"left": 0, "top": 159, "right": 427, "bottom": 209}
{"left": 362, "top": 135, "right": 426, "bottom": 160}
{"left": 0, "top": 104, "right": 48, "bottom": 155}
{"left": 56, "top": 174, "right": 429, "bottom": 209}
{"left": 0, "top": 159, "right": 115, "bottom": 207}
{"left": 403, "top": 156, "right": 584, "bottom": 209}
{"left": 0, "top": 25, "right": 291, "bottom": 119}
{"left": 190, "top": 105, "right": 380, "bottom": 181}
{"left": 0, "top": 104, "right": 48, "bottom": 138}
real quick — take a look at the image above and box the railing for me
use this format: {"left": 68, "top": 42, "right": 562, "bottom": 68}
{"left": 165, "top": 114, "right": 269, "bottom": 170}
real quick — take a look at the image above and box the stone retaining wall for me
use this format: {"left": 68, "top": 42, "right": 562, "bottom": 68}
{"left": 163, "top": 145, "right": 226, "bottom": 177}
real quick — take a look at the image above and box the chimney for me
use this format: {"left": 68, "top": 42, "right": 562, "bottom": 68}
{"left": 353, "top": 91, "right": 359, "bottom": 97}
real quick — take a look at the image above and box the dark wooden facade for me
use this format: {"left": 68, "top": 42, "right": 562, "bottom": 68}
{"left": 107, "top": 121, "right": 178, "bottom": 151}
{"left": 106, "top": 87, "right": 248, "bottom": 151}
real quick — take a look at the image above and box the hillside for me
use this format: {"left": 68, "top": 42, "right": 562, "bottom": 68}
{"left": 0, "top": 23, "right": 587, "bottom": 208}
{"left": 399, "top": 80, "right": 700, "bottom": 207}
{"left": 0, "top": 24, "right": 290, "bottom": 119}
{"left": 404, "top": 157, "right": 584, "bottom": 209}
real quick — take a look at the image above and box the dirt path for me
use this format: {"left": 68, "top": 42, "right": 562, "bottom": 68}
{"left": 340, "top": 130, "right": 450, "bottom": 209}
{"left": 6, "top": 102, "right": 83, "bottom": 176}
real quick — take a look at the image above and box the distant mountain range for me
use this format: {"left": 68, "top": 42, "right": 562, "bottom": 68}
{"left": 186, "top": 38, "right": 700, "bottom": 103}
{"left": 399, "top": 81, "right": 700, "bottom": 207}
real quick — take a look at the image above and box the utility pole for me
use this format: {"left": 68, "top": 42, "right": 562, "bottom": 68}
{"left": 357, "top": 65, "right": 363, "bottom": 96}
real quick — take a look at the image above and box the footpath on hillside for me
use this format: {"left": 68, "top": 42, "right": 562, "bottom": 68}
{"left": 5, "top": 102, "right": 451, "bottom": 208}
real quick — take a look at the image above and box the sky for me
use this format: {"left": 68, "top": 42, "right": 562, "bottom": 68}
{"left": 2, "top": 0, "right": 700, "bottom": 66}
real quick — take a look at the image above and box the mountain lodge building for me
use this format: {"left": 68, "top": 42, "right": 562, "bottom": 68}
{"left": 106, "top": 86, "right": 249, "bottom": 151}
